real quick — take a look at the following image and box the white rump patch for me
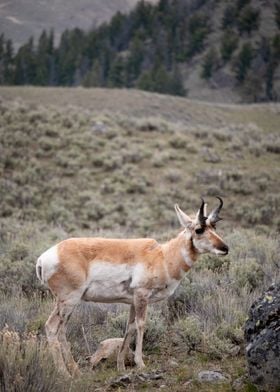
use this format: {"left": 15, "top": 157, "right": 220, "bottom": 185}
{"left": 37, "top": 245, "right": 59, "bottom": 284}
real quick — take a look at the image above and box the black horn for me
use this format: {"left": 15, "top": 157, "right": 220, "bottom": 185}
{"left": 208, "top": 196, "right": 223, "bottom": 224}
{"left": 197, "top": 197, "right": 206, "bottom": 225}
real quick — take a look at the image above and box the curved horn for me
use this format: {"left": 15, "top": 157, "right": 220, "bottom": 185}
{"left": 196, "top": 198, "right": 206, "bottom": 226}
{"left": 208, "top": 196, "right": 223, "bottom": 224}
{"left": 204, "top": 202, "right": 208, "bottom": 217}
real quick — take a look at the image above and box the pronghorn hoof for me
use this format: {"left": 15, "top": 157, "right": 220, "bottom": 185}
{"left": 136, "top": 362, "right": 146, "bottom": 370}
{"left": 117, "top": 363, "right": 126, "bottom": 372}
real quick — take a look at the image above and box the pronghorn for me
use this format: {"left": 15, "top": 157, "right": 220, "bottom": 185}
{"left": 36, "top": 197, "right": 228, "bottom": 376}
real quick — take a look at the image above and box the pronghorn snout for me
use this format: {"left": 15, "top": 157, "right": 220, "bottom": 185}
{"left": 219, "top": 244, "right": 229, "bottom": 255}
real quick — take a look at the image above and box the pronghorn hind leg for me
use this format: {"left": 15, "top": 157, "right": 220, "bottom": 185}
{"left": 57, "top": 303, "right": 81, "bottom": 375}
{"left": 133, "top": 290, "right": 148, "bottom": 370}
{"left": 117, "top": 304, "right": 136, "bottom": 371}
{"left": 45, "top": 302, "right": 70, "bottom": 377}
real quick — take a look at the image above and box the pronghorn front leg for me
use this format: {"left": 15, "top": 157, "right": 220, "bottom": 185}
{"left": 117, "top": 304, "right": 136, "bottom": 371}
{"left": 133, "top": 289, "right": 148, "bottom": 370}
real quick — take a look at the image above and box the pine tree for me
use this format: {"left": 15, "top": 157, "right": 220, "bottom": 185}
{"left": 35, "top": 30, "right": 50, "bottom": 85}
{"left": 187, "top": 13, "right": 210, "bottom": 57}
{"left": 242, "top": 71, "right": 263, "bottom": 102}
{"left": 3, "top": 39, "right": 14, "bottom": 84}
{"left": 237, "top": 5, "right": 260, "bottom": 36}
{"left": 265, "top": 34, "right": 280, "bottom": 100}
{"left": 167, "top": 67, "right": 186, "bottom": 96}
{"left": 222, "top": 5, "right": 237, "bottom": 30}
{"left": 83, "top": 60, "right": 103, "bottom": 87}
{"left": 274, "top": 3, "right": 280, "bottom": 29}
{"left": 234, "top": 42, "right": 254, "bottom": 83}
{"left": 108, "top": 56, "right": 126, "bottom": 87}
{"left": 14, "top": 38, "right": 36, "bottom": 84}
{"left": 126, "top": 35, "right": 145, "bottom": 85}
{"left": 0, "top": 34, "right": 5, "bottom": 84}
{"left": 137, "top": 64, "right": 185, "bottom": 96}
{"left": 220, "top": 31, "right": 238, "bottom": 62}
{"left": 56, "top": 29, "right": 80, "bottom": 85}
{"left": 201, "top": 47, "right": 219, "bottom": 79}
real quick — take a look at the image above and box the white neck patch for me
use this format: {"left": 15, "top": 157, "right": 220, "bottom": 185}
{"left": 181, "top": 247, "right": 193, "bottom": 268}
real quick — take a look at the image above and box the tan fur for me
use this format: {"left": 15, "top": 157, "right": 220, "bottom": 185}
{"left": 89, "top": 338, "right": 133, "bottom": 368}
{"left": 47, "top": 237, "right": 168, "bottom": 296}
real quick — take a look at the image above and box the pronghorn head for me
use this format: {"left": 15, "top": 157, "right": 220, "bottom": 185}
{"left": 175, "top": 197, "right": 229, "bottom": 256}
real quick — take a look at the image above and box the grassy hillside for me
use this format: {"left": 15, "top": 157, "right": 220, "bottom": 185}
{"left": 0, "top": 87, "right": 279, "bottom": 391}
{"left": 1, "top": 87, "right": 279, "bottom": 235}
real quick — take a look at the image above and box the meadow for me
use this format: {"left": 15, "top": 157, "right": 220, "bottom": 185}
{"left": 0, "top": 87, "right": 279, "bottom": 391}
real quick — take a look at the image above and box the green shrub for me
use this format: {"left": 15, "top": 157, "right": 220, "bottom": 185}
{"left": 169, "top": 135, "right": 187, "bottom": 149}
{"left": 204, "top": 333, "right": 238, "bottom": 359}
{"left": 172, "top": 316, "right": 203, "bottom": 353}
{"left": 229, "top": 257, "right": 265, "bottom": 291}
{"left": 107, "top": 311, "right": 128, "bottom": 338}
{"left": 164, "top": 169, "right": 182, "bottom": 184}
{"left": 199, "top": 254, "right": 230, "bottom": 273}
{"left": 144, "top": 309, "right": 166, "bottom": 352}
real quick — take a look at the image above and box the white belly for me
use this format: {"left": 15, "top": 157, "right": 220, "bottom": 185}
{"left": 82, "top": 262, "right": 142, "bottom": 304}
{"left": 81, "top": 261, "right": 180, "bottom": 305}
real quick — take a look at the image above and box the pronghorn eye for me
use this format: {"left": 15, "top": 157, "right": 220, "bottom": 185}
{"left": 195, "top": 227, "right": 204, "bottom": 235}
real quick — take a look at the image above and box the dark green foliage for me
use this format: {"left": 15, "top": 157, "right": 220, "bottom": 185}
{"left": 241, "top": 71, "right": 263, "bottom": 102}
{"left": 236, "top": 0, "right": 251, "bottom": 12}
{"left": 220, "top": 31, "right": 239, "bottom": 62}
{"left": 0, "top": 0, "right": 279, "bottom": 101}
{"left": 187, "top": 13, "right": 210, "bottom": 57}
{"left": 0, "top": 35, "right": 14, "bottom": 84}
{"left": 201, "top": 47, "right": 219, "bottom": 79}
{"left": 137, "top": 65, "right": 186, "bottom": 96}
{"left": 237, "top": 5, "right": 260, "bottom": 36}
{"left": 0, "top": 0, "right": 201, "bottom": 96}
{"left": 272, "top": 33, "right": 280, "bottom": 59}
{"left": 108, "top": 56, "right": 127, "bottom": 87}
{"left": 275, "top": 2, "right": 280, "bottom": 29}
{"left": 234, "top": 42, "right": 253, "bottom": 83}
{"left": 222, "top": 5, "right": 237, "bottom": 30}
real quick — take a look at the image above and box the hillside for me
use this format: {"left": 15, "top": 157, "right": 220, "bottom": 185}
{"left": 0, "top": 87, "right": 279, "bottom": 391}
{"left": 0, "top": 0, "right": 157, "bottom": 50}
{"left": 1, "top": 0, "right": 280, "bottom": 103}
{"left": 1, "top": 86, "right": 280, "bottom": 236}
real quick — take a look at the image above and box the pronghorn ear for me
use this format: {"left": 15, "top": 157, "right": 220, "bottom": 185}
{"left": 174, "top": 204, "right": 193, "bottom": 229}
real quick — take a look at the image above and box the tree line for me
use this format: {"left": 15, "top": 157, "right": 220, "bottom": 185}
{"left": 0, "top": 0, "right": 279, "bottom": 101}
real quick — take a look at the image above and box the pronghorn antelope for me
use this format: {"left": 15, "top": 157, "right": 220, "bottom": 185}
{"left": 36, "top": 197, "right": 228, "bottom": 376}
